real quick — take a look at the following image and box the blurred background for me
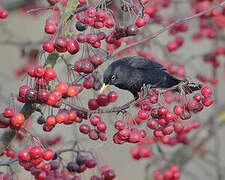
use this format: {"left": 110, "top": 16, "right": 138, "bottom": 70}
{"left": 0, "top": 0, "right": 225, "bottom": 180}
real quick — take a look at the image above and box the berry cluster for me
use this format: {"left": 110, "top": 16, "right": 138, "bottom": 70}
{"left": 79, "top": 115, "right": 107, "bottom": 141}
{"left": 18, "top": 146, "right": 55, "bottom": 179}
{"left": 197, "top": 47, "right": 225, "bottom": 85}
{"left": 18, "top": 66, "right": 84, "bottom": 108}
{"left": 66, "top": 154, "right": 116, "bottom": 180}
{"left": 74, "top": 54, "right": 104, "bottom": 74}
{"left": 88, "top": 92, "right": 118, "bottom": 110}
{"left": 136, "top": 86, "right": 213, "bottom": 139}
{"left": 1, "top": 108, "right": 25, "bottom": 130}
{"left": 153, "top": 165, "right": 181, "bottom": 180}
{"left": 113, "top": 119, "right": 147, "bottom": 144}
{"left": 192, "top": 1, "right": 225, "bottom": 41}
{"left": 167, "top": 36, "right": 184, "bottom": 52}
{"left": 130, "top": 137, "right": 156, "bottom": 160}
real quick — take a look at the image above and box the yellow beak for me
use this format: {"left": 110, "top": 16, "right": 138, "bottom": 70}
{"left": 99, "top": 83, "right": 109, "bottom": 94}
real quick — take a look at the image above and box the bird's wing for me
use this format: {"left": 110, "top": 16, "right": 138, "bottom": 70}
{"left": 126, "top": 56, "right": 166, "bottom": 70}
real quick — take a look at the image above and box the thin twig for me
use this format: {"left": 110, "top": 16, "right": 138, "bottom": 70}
{"left": 26, "top": 6, "right": 55, "bottom": 14}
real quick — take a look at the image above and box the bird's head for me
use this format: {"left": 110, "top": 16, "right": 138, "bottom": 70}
{"left": 100, "top": 62, "right": 126, "bottom": 94}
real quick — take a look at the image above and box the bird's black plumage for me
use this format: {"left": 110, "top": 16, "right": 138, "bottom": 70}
{"left": 102, "top": 56, "right": 199, "bottom": 99}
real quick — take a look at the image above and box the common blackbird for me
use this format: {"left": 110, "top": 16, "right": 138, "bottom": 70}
{"left": 100, "top": 56, "right": 201, "bottom": 100}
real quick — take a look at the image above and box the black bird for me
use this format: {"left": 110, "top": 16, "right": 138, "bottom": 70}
{"left": 100, "top": 56, "right": 201, "bottom": 101}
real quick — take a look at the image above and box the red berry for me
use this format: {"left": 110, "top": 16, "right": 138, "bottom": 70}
{"left": 165, "top": 112, "right": 176, "bottom": 122}
{"left": 97, "top": 94, "right": 109, "bottom": 106}
{"left": 79, "top": 123, "right": 90, "bottom": 134}
{"left": 162, "top": 124, "right": 174, "bottom": 135}
{"left": 173, "top": 105, "right": 184, "bottom": 115}
{"left": 147, "top": 118, "right": 158, "bottom": 129}
{"left": 28, "top": 68, "right": 36, "bottom": 77}
{"left": 87, "top": 7, "right": 96, "bottom": 17}
{"left": 90, "top": 115, "right": 101, "bottom": 126}
{"left": 149, "top": 94, "right": 158, "bottom": 103}
{"left": 56, "top": 111, "right": 68, "bottom": 123}
{"left": 34, "top": 66, "right": 45, "bottom": 77}
{"left": 167, "top": 41, "right": 178, "bottom": 51}
{"left": 89, "top": 129, "right": 99, "bottom": 140}
{"left": 114, "top": 120, "right": 125, "bottom": 130}
{"left": 77, "top": 33, "right": 86, "bottom": 43}
{"left": 94, "top": 21, "right": 104, "bottom": 29}
{"left": 129, "top": 130, "right": 141, "bottom": 143}
{"left": 85, "top": 159, "right": 97, "bottom": 168}
{"left": 97, "top": 121, "right": 107, "bottom": 132}
{"left": 88, "top": 99, "right": 99, "bottom": 110}
{"left": 113, "top": 133, "right": 125, "bottom": 144}
{"left": 67, "top": 39, "right": 79, "bottom": 55}
{"left": 30, "top": 146, "right": 43, "bottom": 159}
{"left": 103, "top": 169, "right": 116, "bottom": 180}
{"left": 46, "top": 17, "right": 58, "bottom": 27}
{"left": 139, "top": 146, "right": 151, "bottom": 158}
{"left": 140, "top": 100, "right": 152, "bottom": 111}
{"left": 46, "top": 115, "right": 56, "bottom": 126}
{"left": 202, "top": 96, "right": 213, "bottom": 106}
{"left": 43, "top": 40, "right": 55, "bottom": 53}
{"left": 11, "top": 113, "right": 25, "bottom": 128}
{"left": 55, "top": 36, "right": 67, "bottom": 52}
{"left": 108, "top": 91, "right": 118, "bottom": 102}
{"left": 4, "top": 108, "right": 14, "bottom": 118}
{"left": 201, "top": 86, "right": 212, "bottom": 97}
{"left": 19, "top": 85, "right": 30, "bottom": 97}
{"left": 84, "top": 17, "right": 95, "bottom": 25}
{"left": 68, "top": 109, "right": 77, "bottom": 121}
{"left": 104, "top": 18, "right": 115, "bottom": 28}
{"left": 45, "top": 23, "right": 57, "bottom": 34}
{"left": 153, "top": 128, "right": 164, "bottom": 138}
{"left": 158, "top": 106, "right": 169, "bottom": 117}
{"left": 55, "top": 82, "right": 68, "bottom": 94}
{"left": 67, "top": 86, "right": 79, "bottom": 96}
{"left": 43, "top": 149, "right": 54, "bottom": 161}
{"left": 138, "top": 110, "right": 149, "bottom": 120}
{"left": 96, "top": 10, "right": 107, "bottom": 21}
{"left": 0, "top": 9, "right": 8, "bottom": 19}
{"left": 46, "top": 93, "right": 58, "bottom": 105}
{"left": 6, "top": 148, "right": 17, "bottom": 158}
{"left": 135, "top": 16, "right": 147, "bottom": 27}
{"left": 163, "top": 170, "right": 173, "bottom": 180}
{"left": 151, "top": 108, "right": 159, "bottom": 118}
{"left": 44, "top": 68, "right": 56, "bottom": 81}
{"left": 175, "top": 36, "right": 184, "bottom": 46}
{"left": 83, "top": 75, "right": 94, "bottom": 89}
{"left": 174, "top": 121, "right": 184, "bottom": 133}
{"left": 18, "top": 149, "right": 31, "bottom": 161}
{"left": 52, "top": 91, "right": 62, "bottom": 101}
{"left": 90, "top": 54, "right": 104, "bottom": 66}
{"left": 118, "top": 128, "right": 130, "bottom": 140}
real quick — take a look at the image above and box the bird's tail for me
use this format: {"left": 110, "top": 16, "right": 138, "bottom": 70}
{"left": 166, "top": 75, "right": 181, "bottom": 88}
{"left": 166, "top": 75, "right": 202, "bottom": 94}
{"left": 163, "top": 74, "right": 202, "bottom": 94}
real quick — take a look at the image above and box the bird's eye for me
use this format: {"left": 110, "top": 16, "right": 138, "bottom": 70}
{"left": 111, "top": 75, "right": 116, "bottom": 81}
